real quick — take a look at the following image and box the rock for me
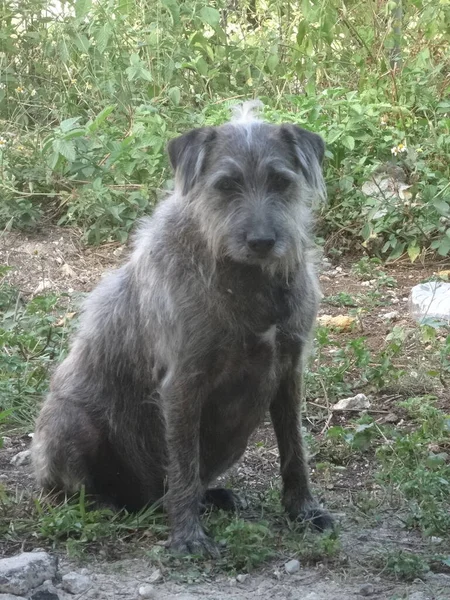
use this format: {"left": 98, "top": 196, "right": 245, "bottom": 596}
{"left": 148, "top": 569, "right": 162, "bottom": 584}
{"left": 359, "top": 583, "right": 374, "bottom": 596}
{"left": 61, "top": 572, "right": 91, "bottom": 595}
{"left": 30, "top": 591, "right": 59, "bottom": 600}
{"left": 33, "top": 279, "right": 53, "bottom": 295}
{"left": 382, "top": 310, "right": 399, "bottom": 321}
{"left": 333, "top": 394, "right": 370, "bottom": 411}
{"left": 0, "top": 595, "right": 28, "bottom": 600}
{"left": 284, "top": 559, "right": 300, "bottom": 575}
{"left": 236, "top": 574, "right": 248, "bottom": 584}
{"left": 138, "top": 584, "right": 156, "bottom": 599}
{"left": 61, "top": 264, "right": 77, "bottom": 279}
{"left": 0, "top": 553, "right": 57, "bottom": 595}
{"left": 272, "top": 570, "right": 282, "bottom": 580}
{"left": 430, "top": 536, "right": 443, "bottom": 544}
{"left": 10, "top": 450, "right": 31, "bottom": 467}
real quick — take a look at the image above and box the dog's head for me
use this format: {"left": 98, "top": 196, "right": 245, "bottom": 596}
{"left": 167, "top": 101, "right": 326, "bottom": 271}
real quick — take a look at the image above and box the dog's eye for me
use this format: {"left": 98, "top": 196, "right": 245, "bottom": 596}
{"left": 268, "top": 173, "right": 291, "bottom": 192}
{"left": 216, "top": 177, "right": 241, "bottom": 192}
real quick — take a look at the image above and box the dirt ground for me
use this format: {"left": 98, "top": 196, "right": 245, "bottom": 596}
{"left": 1, "top": 226, "right": 450, "bottom": 600}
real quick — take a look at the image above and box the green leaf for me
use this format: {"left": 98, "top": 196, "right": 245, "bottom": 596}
{"left": 125, "top": 66, "right": 139, "bottom": 81}
{"left": 130, "top": 53, "right": 140, "bottom": 66}
{"left": 75, "top": 0, "right": 92, "bottom": 19}
{"left": 168, "top": 87, "right": 181, "bottom": 106}
{"left": 138, "top": 68, "right": 153, "bottom": 82}
{"left": 161, "top": 0, "right": 180, "bottom": 24}
{"left": 407, "top": 245, "right": 420, "bottom": 263}
{"left": 437, "top": 237, "right": 450, "bottom": 257}
{"left": 267, "top": 53, "right": 279, "bottom": 74}
{"left": 60, "top": 117, "right": 82, "bottom": 133}
{"left": 95, "top": 23, "right": 112, "bottom": 54}
{"left": 199, "top": 7, "right": 220, "bottom": 27}
{"left": 53, "top": 139, "right": 76, "bottom": 162}
{"left": 388, "top": 241, "right": 406, "bottom": 260}
{"left": 195, "top": 57, "right": 208, "bottom": 76}
{"left": 342, "top": 136, "right": 355, "bottom": 151}
{"left": 433, "top": 199, "right": 450, "bottom": 215}
{"left": 296, "top": 20, "right": 307, "bottom": 45}
{"left": 117, "top": 0, "right": 132, "bottom": 15}
{"left": 88, "top": 105, "right": 116, "bottom": 133}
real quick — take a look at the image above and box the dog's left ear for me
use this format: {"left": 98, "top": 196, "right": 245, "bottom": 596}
{"left": 167, "top": 127, "right": 217, "bottom": 196}
{"left": 280, "top": 124, "right": 325, "bottom": 188}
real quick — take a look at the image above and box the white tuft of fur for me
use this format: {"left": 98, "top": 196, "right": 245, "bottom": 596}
{"left": 231, "top": 99, "right": 264, "bottom": 123}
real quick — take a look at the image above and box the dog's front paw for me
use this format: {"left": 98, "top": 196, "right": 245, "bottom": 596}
{"left": 284, "top": 496, "right": 334, "bottom": 532}
{"left": 169, "top": 527, "right": 221, "bottom": 558}
{"left": 296, "top": 504, "right": 334, "bottom": 532}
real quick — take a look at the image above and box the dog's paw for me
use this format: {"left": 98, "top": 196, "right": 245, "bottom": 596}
{"left": 296, "top": 504, "right": 334, "bottom": 532}
{"left": 202, "top": 487, "right": 244, "bottom": 512}
{"left": 284, "top": 497, "right": 334, "bottom": 532}
{"left": 169, "top": 529, "right": 221, "bottom": 558}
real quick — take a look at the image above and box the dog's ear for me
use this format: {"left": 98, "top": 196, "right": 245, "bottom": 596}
{"left": 280, "top": 124, "right": 325, "bottom": 192}
{"left": 167, "top": 127, "right": 217, "bottom": 196}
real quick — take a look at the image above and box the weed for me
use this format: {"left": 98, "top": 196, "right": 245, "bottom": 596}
{"left": 0, "top": 276, "right": 76, "bottom": 426}
{"left": 376, "top": 397, "right": 450, "bottom": 537}
{"left": 323, "top": 292, "right": 358, "bottom": 308}
{"left": 382, "top": 549, "right": 430, "bottom": 581}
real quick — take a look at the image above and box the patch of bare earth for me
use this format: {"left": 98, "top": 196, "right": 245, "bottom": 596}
{"left": 1, "top": 227, "right": 450, "bottom": 599}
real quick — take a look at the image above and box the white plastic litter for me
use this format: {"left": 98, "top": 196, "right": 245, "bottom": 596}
{"left": 409, "top": 281, "right": 450, "bottom": 325}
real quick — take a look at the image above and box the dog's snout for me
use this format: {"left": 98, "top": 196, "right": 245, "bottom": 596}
{"left": 246, "top": 234, "right": 276, "bottom": 255}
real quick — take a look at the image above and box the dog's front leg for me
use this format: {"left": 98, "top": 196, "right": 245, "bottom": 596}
{"left": 270, "top": 362, "right": 334, "bottom": 532}
{"left": 163, "top": 372, "right": 220, "bottom": 557}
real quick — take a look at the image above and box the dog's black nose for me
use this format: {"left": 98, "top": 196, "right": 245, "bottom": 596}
{"left": 247, "top": 235, "right": 276, "bottom": 255}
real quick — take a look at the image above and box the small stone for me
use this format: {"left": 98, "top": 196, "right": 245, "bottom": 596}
{"left": 430, "top": 536, "right": 443, "bottom": 544}
{"left": 61, "top": 264, "right": 77, "bottom": 279}
{"left": 383, "top": 413, "right": 399, "bottom": 423}
{"left": 138, "top": 584, "right": 156, "bottom": 599}
{"left": 284, "top": 559, "right": 300, "bottom": 575}
{"left": 236, "top": 574, "right": 248, "bottom": 584}
{"left": 148, "top": 569, "right": 162, "bottom": 584}
{"left": 0, "top": 552, "right": 57, "bottom": 595}
{"left": 333, "top": 394, "right": 370, "bottom": 412}
{"left": 10, "top": 450, "right": 31, "bottom": 467}
{"left": 61, "top": 572, "right": 91, "bottom": 595}
{"left": 357, "top": 534, "right": 369, "bottom": 542}
{"left": 359, "top": 583, "right": 374, "bottom": 596}
{"left": 382, "top": 310, "right": 399, "bottom": 321}
{"left": 33, "top": 279, "right": 53, "bottom": 295}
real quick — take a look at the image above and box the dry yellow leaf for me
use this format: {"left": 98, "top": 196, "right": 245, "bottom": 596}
{"left": 55, "top": 312, "right": 77, "bottom": 327}
{"left": 317, "top": 314, "right": 356, "bottom": 331}
{"left": 437, "top": 270, "right": 450, "bottom": 279}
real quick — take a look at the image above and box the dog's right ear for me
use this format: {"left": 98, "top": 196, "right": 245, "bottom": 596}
{"left": 167, "top": 127, "right": 217, "bottom": 196}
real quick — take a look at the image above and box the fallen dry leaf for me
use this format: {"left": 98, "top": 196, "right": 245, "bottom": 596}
{"left": 437, "top": 270, "right": 450, "bottom": 279}
{"left": 317, "top": 314, "right": 356, "bottom": 331}
{"left": 55, "top": 312, "right": 77, "bottom": 327}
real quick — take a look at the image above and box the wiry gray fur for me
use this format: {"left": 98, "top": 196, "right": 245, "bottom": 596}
{"left": 32, "top": 101, "right": 333, "bottom": 556}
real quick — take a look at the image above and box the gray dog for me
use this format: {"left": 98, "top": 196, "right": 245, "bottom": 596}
{"left": 32, "top": 101, "right": 333, "bottom": 556}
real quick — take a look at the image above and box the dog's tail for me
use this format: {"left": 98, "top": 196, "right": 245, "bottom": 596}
{"left": 231, "top": 99, "right": 263, "bottom": 123}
